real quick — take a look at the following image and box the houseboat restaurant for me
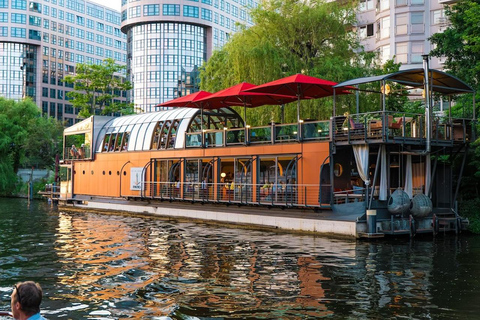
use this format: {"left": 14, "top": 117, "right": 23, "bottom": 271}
{"left": 57, "top": 65, "right": 475, "bottom": 238}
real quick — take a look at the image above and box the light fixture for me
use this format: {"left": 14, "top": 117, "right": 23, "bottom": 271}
{"left": 381, "top": 84, "right": 391, "bottom": 95}
{"left": 299, "top": 119, "right": 304, "bottom": 123}
{"left": 221, "top": 172, "right": 226, "bottom": 178}
{"left": 318, "top": 129, "right": 322, "bottom": 133}
{"left": 246, "top": 125, "right": 251, "bottom": 128}
{"left": 293, "top": 131, "right": 298, "bottom": 135}
{"left": 223, "top": 127, "right": 228, "bottom": 130}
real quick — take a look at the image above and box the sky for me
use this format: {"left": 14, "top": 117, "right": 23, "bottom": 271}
{"left": 88, "top": 0, "right": 122, "bottom": 11}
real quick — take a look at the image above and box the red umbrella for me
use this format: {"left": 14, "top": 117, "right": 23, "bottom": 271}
{"left": 244, "top": 74, "right": 352, "bottom": 122}
{"left": 157, "top": 90, "right": 212, "bottom": 108}
{"left": 196, "top": 82, "right": 298, "bottom": 128}
{"left": 157, "top": 91, "right": 212, "bottom": 132}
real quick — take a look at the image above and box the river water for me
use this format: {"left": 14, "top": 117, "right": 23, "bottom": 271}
{"left": 0, "top": 198, "right": 479, "bottom": 319}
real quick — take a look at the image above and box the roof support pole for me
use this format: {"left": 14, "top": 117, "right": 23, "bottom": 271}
{"left": 423, "top": 54, "right": 431, "bottom": 153}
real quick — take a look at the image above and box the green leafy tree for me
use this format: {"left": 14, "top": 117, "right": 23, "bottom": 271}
{"left": 0, "top": 98, "right": 63, "bottom": 195}
{"left": 430, "top": 0, "right": 480, "bottom": 90}
{"left": 65, "top": 58, "right": 133, "bottom": 118}
{"left": 430, "top": 1, "right": 480, "bottom": 231}
{"left": 23, "top": 115, "right": 63, "bottom": 169}
{"left": 430, "top": 0, "right": 479, "bottom": 120}
{"left": 200, "top": 0, "right": 381, "bottom": 124}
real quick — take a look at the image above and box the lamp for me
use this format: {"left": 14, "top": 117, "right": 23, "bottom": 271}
{"left": 381, "top": 84, "right": 391, "bottom": 95}
{"left": 221, "top": 172, "right": 226, "bottom": 178}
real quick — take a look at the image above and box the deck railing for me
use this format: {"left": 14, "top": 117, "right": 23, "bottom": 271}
{"left": 332, "top": 111, "right": 473, "bottom": 144}
{"left": 64, "top": 146, "right": 91, "bottom": 160}
{"left": 184, "top": 120, "right": 330, "bottom": 148}
{"left": 142, "top": 181, "right": 329, "bottom": 208}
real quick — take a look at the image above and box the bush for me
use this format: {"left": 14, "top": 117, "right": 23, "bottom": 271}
{"left": 459, "top": 198, "right": 480, "bottom": 234}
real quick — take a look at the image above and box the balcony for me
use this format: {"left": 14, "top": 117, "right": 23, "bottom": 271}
{"left": 332, "top": 111, "right": 473, "bottom": 146}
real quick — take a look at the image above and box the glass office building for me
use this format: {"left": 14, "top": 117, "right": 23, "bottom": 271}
{"left": 121, "top": 0, "right": 257, "bottom": 113}
{"left": 0, "top": 0, "right": 127, "bottom": 126}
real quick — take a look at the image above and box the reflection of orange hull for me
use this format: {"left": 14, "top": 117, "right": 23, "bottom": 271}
{"left": 70, "top": 141, "right": 330, "bottom": 205}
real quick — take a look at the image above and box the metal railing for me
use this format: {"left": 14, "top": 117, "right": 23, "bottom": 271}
{"left": 332, "top": 111, "right": 473, "bottom": 144}
{"left": 184, "top": 120, "right": 330, "bottom": 148}
{"left": 142, "top": 181, "right": 329, "bottom": 208}
{"left": 65, "top": 146, "right": 91, "bottom": 160}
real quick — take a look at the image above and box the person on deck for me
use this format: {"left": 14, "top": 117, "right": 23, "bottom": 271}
{"left": 70, "top": 145, "right": 78, "bottom": 159}
{"left": 11, "top": 281, "right": 47, "bottom": 320}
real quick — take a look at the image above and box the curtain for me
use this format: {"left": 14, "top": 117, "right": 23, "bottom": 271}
{"left": 379, "top": 145, "right": 387, "bottom": 200}
{"left": 353, "top": 145, "right": 370, "bottom": 185}
{"left": 404, "top": 155, "right": 413, "bottom": 198}
{"left": 425, "top": 154, "right": 431, "bottom": 196}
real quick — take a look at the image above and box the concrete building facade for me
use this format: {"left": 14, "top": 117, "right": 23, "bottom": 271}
{"left": 356, "top": 0, "right": 453, "bottom": 70}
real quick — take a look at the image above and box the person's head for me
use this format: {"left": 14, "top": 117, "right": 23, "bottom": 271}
{"left": 11, "top": 281, "right": 43, "bottom": 319}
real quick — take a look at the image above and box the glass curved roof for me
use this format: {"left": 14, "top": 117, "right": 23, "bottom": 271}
{"left": 95, "top": 108, "right": 198, "bottom": 152}
{"left": 93, "top": 107, "right": 244, "bottom": 153}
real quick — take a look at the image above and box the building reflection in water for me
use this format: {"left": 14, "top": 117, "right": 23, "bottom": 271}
{"left": 53, "top": 211, "right": 453, "bottom": 319}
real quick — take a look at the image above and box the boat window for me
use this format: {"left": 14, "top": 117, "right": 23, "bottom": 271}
{"left": 108, "top": 134, "right": 117, "bottom": 152}
{"left": 122, "top": 132, "right": 130, "bottom": 151}
{"left": 166, "top": 119, "right": 180, "bottom": 149}
{"left": 115, "top": 133, "right": 124, "bottom": 151}
{"left": 151, "top": 121, "right": 164, "bottom": 150}
{"left": 160, "top": 121, "right": 171, "bottom": 150}
{"left": 102, "top": 134, "right": 111, "bottom": 152}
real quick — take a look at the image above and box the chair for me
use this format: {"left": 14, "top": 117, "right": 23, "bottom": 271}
{"left": 388, "top": 116, "right": 403, "bottom": 137}
{"left": 368, "top": 119, "right": 382, "bottom": 136}
{"left": 349, "top": 117, "right": 364, "bottom": 130}
{"left": 388, "top": 116, "right": 403, "bottom": 130}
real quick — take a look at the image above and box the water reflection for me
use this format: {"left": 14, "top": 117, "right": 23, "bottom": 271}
{"left": 1, "top": 198, "right": 480, "bottom": 319}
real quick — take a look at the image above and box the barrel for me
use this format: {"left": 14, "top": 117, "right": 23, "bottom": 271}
{"left": 410, "top": 194, "right": 433, "bottom": 218}
{"left": 388, "top": 188, "right": 410, "bottom": 215}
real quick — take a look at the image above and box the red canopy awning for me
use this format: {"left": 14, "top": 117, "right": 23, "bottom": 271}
{"left": 244, "top": 74, "right": 352, "bottom": 121}
{"left": 157, "top": 90, "right": 212, "bottom": 108}
{"left": 244, "top": 74, "right": 351, "bottom": 98}
{"left": 196, "top": 82, "right": 297, "bottom": 109}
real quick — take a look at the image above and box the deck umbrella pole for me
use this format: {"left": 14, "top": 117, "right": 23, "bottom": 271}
{"left": 296, "top": 82, "right": 302, "bottom": 123}
{"left": 244, "top": 104, "right": 247, "bottom": 128}
{"left": 201, "top": 106, "right": 204, "bottom": 147}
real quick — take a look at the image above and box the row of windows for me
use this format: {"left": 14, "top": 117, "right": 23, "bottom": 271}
{"left": 132, "top": 23, "right": 205, "bottom": 36}
{"left": 358, "top": 9, "right": 446, "bottom": 41}
{"left": 41, "top": 39, "right": 125, "bottom": 62}
{"left": 41, "top": 101, "right": 76, "bottom": 123}
{"left": 122, "top": 4, "right": 224, "bottom": 22}
{"left": 19, "top": 16, "right": 124, "bottom": 39}
{"left": 359, "top": 0, "right": 427, "bottom": 12}
{"left": 6, "top": 1, "right": 125, "bottom": 39}
{"left": 42, "top": 87, "right": 67, "bottom": 99}
{"left": 134, "top": 38, "right": 204, "bottom": 50}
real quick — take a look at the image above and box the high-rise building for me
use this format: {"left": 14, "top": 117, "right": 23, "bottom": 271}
{"left": 356, "top": 0, "right": 453, "bottom": 70}
{"left": 0, "top": 0, "right": 127, "bottom": 126}
{"left": 120, "top": 0, "right": 258, "bottom": 113}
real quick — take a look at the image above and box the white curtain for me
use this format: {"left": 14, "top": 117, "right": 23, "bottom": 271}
{"left": 379, "top": 145, "right": 387, "bottom": 200}
{"left": 425, "top": 154, "right": 431, "bottom": 196}
{"left": 404, "top": 155, "right": 413, "bottom": 198}
{"left": 353, "top": 145, "right": 370, "bottom": 185}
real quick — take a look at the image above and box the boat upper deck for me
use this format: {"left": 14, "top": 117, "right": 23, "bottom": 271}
{"left": 62, "top": 112, "right": 472, "bottom": 161}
